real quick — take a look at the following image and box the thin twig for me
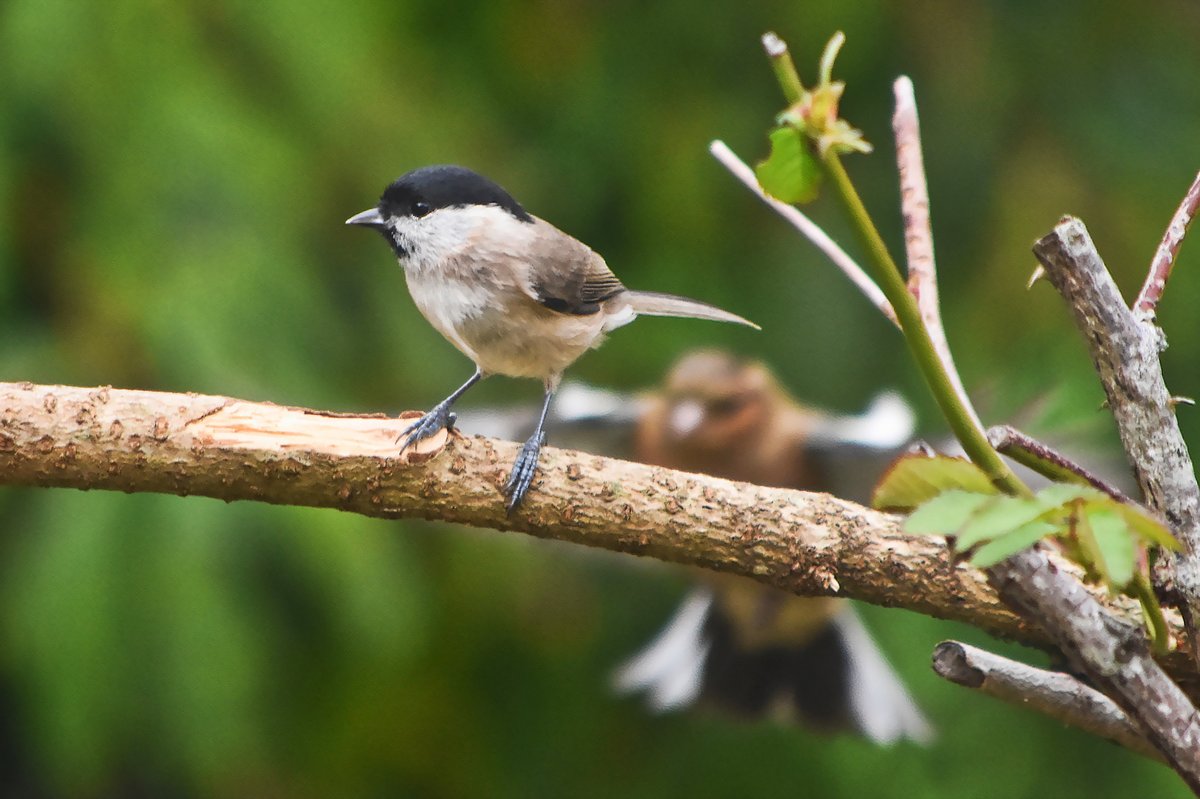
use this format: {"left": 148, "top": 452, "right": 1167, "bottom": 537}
{"left": 986, "top": 424, "right": 1132, "bottom": 503}
{"left": 1134, "top": 170, "right": 1200, "bottom": 319}
{"left": 892, "top": 76, "right": 982, "bottom": 431}
{"left": 932, "top": 641, "right": 1165, "bottom": 765}
{"left": 708, "top": 140, "right": 899, "bottom": 326}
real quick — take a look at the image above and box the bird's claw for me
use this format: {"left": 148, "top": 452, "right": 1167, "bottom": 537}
{"left": 504, "top": 432, "right": 546, "bottom": 513}
{"left": 398, "top": 405, "right": 457, "bottom": 452}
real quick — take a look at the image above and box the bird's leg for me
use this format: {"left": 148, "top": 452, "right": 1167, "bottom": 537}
{"left": 398, "top": 368, "right": 484, "bottom": 452}
{"left": 504, "top": 379, "right": 557, "bottom": 512}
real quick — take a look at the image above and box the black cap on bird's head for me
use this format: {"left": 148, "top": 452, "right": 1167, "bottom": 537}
{"left": 345, "top": 165, "right": 533, "bottom": 234}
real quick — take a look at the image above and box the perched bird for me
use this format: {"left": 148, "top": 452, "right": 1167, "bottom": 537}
{"left": 614, "top": 350, "right": 932, "bottom": 744}
{"left": 347, "top": 165, "right": 757, "bottom": 510}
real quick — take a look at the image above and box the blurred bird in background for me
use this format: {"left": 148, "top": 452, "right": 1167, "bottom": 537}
{"left": 458, "top": 349, "right": 932, "bottom": 744}
{"left": 612, "top": 351, "right": 931, "bottom": 744}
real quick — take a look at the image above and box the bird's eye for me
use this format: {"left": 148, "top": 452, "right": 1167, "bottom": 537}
{"left": 708, "top": 396, "right": 744, "bottom": 416}
{"left": 411, "top": 200, "right": 431, "bottom": 218}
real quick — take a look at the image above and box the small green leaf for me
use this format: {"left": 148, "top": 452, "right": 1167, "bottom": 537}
{"left": 1036, "top": 483, "right": 1106, "bottom": 507}
{"left": 872, "top": 453, "right": 997, "bottom": 512}
{"left": 905, "top": 491, "right": 993, "bottom": 536}
{"left": 1035, "top": 483, "right": 1179, "bottom": 551}
{"left": 1114, "top": 504, "right": 1180, "bottom": 551}
{"left": 956, "top": 498, "right": 1051, "bottom": 550}
{"left": 756, "top": 127, "right": 823, "bottom": 204}
{"left": 969, "top": 520, "right": 1058, "bottom": 568}
{"left": 1087, "top": 508, "right": 1137, "bottom": 588}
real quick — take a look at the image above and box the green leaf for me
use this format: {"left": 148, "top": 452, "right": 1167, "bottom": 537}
{"left": 905, "top": 491, "right": 993, "bottom": 536}
{"left": 1087, "top": 508, "right": 1137, "bottom": 588}
{"left": 1035, "top": 483, "right": 1106, "bottom": 507}
{"left": 955, "top": 498, "right": 1052, "bottom": 550}
{"left": 1114, "top": 504, "right": 1180, "bottom": 551}
{"left": 1035, "top": 483, "right": 1179, "bottom": 551}
{"left": 872, "top": 453, "right": 998, "bottom": 512}
{"left": 969, "top": 520, "right": 1059, "bottom": 568}
{"left": 755, "top": 127, "right": 823, "bottom": 204}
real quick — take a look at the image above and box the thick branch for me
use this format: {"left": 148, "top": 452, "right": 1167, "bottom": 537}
{"left": 932, "top": 641, "right": 1164, "bottom": 764}
{"left": 1033, "top": 218, "right": 1200, "bottom": 627}
{"left": 1030, "top": 218, "right": 1200, "bottom": 786}
{"left": 0, "top": 381, "right": 1167, "bottom": 645}
{"left": 988, "top": 547, "right": 1200, "bottom": 784}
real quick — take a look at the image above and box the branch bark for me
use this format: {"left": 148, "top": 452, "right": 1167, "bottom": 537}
{"left": 1030, "top": 218, "right": 1200, "bottom": 788}
{"left": 932, "top": 640, "right": 1164, "bottom": 764}
{"left": 1033, "top": 218, "right": 1200, "bottom": 642}
{"left": 1, "top": 381, "right": 1197, "bottom": 679}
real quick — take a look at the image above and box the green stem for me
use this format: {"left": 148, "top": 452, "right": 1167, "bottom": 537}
{"left": 821, "top": 152, "right": 1029, "bottom": 498}
{"left": 1131, "top": 572, "right": 1170, "bottom": 654}
{"left": 764, "top": 35, "right": 805, "bottom": 104}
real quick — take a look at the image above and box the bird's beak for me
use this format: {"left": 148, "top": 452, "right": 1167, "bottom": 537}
{"left": 345, "top": 207, "right": 386, "bottom": 229}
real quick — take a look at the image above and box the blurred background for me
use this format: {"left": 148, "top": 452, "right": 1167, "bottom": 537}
{"left": 2, "top": 0, "right": 1199, "bottom": 796}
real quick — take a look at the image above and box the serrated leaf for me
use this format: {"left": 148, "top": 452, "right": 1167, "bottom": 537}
{"left": 1087, "top": 508, "right": 1136, "bottom": 588}
{"left": 969, "top": 520, "right": 1058, "bottom": 568}
{"left": 755, "top": 127, "right": 823, "bottom": 204}
{"left": 872, "top": 453, "right": 997, "bottom": 512}
{"left": 955, "top": 497, "right": 1052, "bottom": 550}
{"left": 905, "top": 491, "right": 994, "bottom": 536}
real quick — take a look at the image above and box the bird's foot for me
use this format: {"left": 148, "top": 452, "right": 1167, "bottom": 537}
{"left": 397, "top": 403, "right": 458, "bottom": 453}
{"left": 503, "top": 431, "right": 546, "bottom": 513}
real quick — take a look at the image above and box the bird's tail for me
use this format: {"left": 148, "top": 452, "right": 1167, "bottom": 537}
{"left": 612, "top": 587, "right": 934, "bottom": 745}
{"left": 625, "top": 290, "right": 760, "bottom": 330}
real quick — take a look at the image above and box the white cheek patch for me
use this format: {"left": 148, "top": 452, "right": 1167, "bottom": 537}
{"left": 668, "top": 400, "right": 705, "bottom": 438}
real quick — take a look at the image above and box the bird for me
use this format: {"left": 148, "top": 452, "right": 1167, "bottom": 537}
{"left": 346, "top": 165, "right": 758, "bottom": 511}
{"left": 613, "top": 350, "right": 932, "bottom": 744}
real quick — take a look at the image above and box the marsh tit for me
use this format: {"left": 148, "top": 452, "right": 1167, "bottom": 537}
{"left": 347, "top": 165, "right": 757, "bottom": 510}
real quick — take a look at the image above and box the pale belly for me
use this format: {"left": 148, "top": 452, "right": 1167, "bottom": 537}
{"left": 406, "top": 272, "right": 606, "bottom": 380}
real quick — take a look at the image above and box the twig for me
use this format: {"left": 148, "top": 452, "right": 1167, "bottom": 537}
{"left": 986, "top": 424, "right": 1132, "bottom": 503}
{"left": 892, "top": 76, "right": 982, "bottom": 431}
{"left": 1033, "top": 218, "right": 1200, "bottom": 650}
{"left": 708, "top": 140, "right": 899, "bottom": 326}
{"left": 1134, "top": 170, "right": 1200, "bottom": 319}
{"left": 932, "top": 641, "right": 1165, "bottom": 765}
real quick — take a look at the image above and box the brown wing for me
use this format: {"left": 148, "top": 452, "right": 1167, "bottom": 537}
{"left": 524, "top": 218, "right": 626, "bottom": 315}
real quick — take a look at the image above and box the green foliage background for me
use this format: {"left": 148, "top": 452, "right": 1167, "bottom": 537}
{"left": 2, "top": 1, "right": 1199, "bottom": 796}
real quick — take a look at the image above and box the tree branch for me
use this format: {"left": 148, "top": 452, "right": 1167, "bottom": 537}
{"left": 2, "top": 381, "right": 1198, "bottom": 682}
{"left": 932, "top": 640, "right": 1165, "bottom": 765}
{"left": 1029, "top": 218, "right": 1200, "bottom": 787}
{"left": 1033, "top": 218, "right": 1200, "bottom": 641}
